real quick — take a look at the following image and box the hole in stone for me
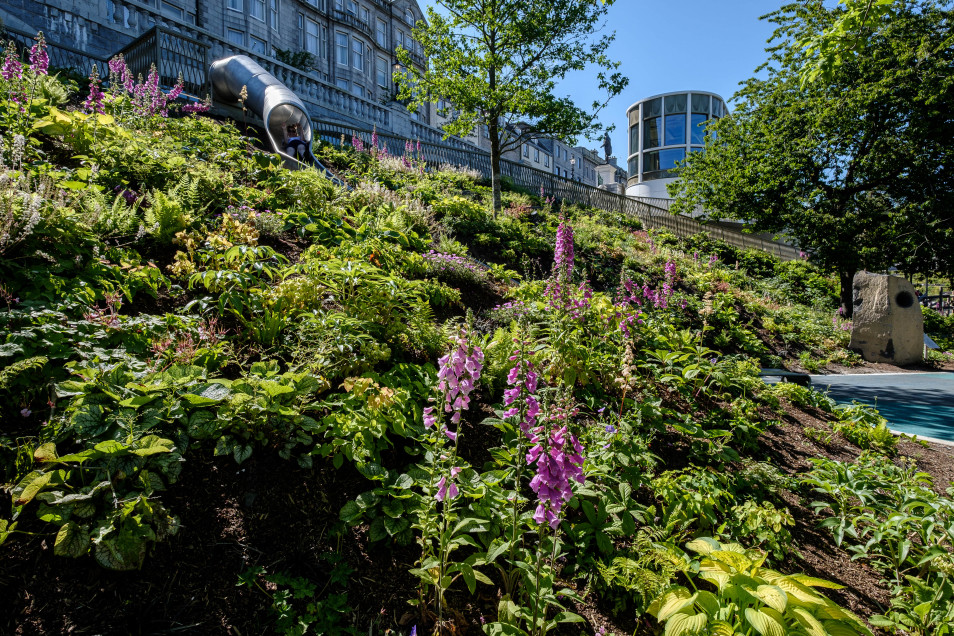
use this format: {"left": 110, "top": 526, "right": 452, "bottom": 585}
{"left": 895, "top": 291, "right": 914, "bottom": 308}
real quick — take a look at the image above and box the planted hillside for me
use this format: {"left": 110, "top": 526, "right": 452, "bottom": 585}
{"left": 2, "top": 40, "right": 954, "bottom": 636}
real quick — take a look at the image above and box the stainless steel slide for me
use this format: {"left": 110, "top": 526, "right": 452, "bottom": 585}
{"left": 209, "top": 55, "right": 340, "bottom": 182}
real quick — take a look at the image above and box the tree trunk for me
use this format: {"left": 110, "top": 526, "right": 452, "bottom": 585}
{"left": 489, "top": 117, "right": 502, "bottom": 213}
{"left": 839, "top": 269, "right": 856, "bottom": 319}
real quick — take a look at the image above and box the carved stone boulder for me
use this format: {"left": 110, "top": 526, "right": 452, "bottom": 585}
{"left": 849, "top": 272, "right": 924, "bottom": 365}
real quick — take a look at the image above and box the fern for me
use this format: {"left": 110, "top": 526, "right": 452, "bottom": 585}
{"left": 595, "top": 527, "right": 684, "bottom": 614}
{"left": 144, "top": 189, "right": 190, "bottom": 243}
{"left": 0, "top": 356, "right": 48, "bottom": 391}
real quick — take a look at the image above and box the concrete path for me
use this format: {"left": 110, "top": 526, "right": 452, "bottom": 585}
{"left": 809, "top": 372, "right": 954, "bottom": 442}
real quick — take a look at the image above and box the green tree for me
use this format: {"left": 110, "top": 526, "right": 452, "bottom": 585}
{"left": 671, "top": 0, "right": 954, "bottom": 317}
{"left": 398, "top": 0, "right": 627, "bottom": 212}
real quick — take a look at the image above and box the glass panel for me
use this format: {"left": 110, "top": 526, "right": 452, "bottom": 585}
{"left": 690, "top": 113, "right": 708, "bottom": 145}
{"left": 664, "top": 113, "right": 685, "bottom": 146}
{"left": 629, "top": 123, "right": 639, "bottom": 155}
{"left": 665, "top": 93, "right": 686, "bottom": 114}
{"left": 336, "top": 32, "right": 348, "bottom": 65}
{"left": 691, "top": 93, "right": 710, "bottom": 114}
{"left": 643, "top": 117, "right": 662, "bottom": 149}
{"left": 628, "top": 157, "right": 638, "bottom": 177}
{"left": 659, "top": 148, "right": 685, "bottom": 170}
{"left": 644, "top": 150, "right": 660, "bottom": 173}
{"left": 643, "top": 97, "right": 661, "bottom": 119}
{"left": 712, "top": 100, "right": 724, "bottom": 118}
{"left": 690, "top": 146, "right": 704, "bottom": 153}
{"left": 227, "top": 29, "right": 244, "bottom": 45}
{"left": 249, "top": 36, "right": 266, "bottom": 54}
{"left": 629, "top": 109, "right": 639, "bottom": 127}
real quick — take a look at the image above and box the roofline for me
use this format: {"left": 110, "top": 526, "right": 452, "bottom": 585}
{"left": 625, "top": 90, "right": 728, "bottom": 116}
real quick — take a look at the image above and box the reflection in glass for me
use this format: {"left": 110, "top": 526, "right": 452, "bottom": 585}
{"left": 643, "top": 97, "right": 662, "bottom": 119}
{"left": 691, "top": 93, "right": 710, "bottom": 114}
{"left": 628, "top": 157, "right": 638, "bottom": 176}
{"left": 659, "top": 147, "right": 685, "bottom": 169}
{"left": 665, "top": 113, "right": 685, "bottom": 146}
{"left": 665, "top": 93, "right": 687, "bottom": 114}
{"left": 690, "top": 113, "right": 707, "bottom": 145}
{"left": 629, "top": 124, "right": 639, "bottom": 155}
{"left": 643, "top": 117, "right": 662, "bottom": 149}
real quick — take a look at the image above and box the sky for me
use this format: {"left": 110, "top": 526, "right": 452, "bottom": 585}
{"left": 419, "top": 0, "right": 782, "bottom": 160}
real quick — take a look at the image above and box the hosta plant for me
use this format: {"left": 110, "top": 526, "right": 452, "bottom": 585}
{"left": 648, "top": 538, "right": 872, "bottom": 636}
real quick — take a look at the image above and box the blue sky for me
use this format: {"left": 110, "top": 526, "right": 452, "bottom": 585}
{"left": 420, "top": 0, "right": 781, "bottom": 160}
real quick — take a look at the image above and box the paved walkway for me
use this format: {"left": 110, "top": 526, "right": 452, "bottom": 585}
{"left": 809, "top": 372, "right": 954, "bottom": 443}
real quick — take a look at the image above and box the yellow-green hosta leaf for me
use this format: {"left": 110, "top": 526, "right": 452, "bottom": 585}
{"left": 790, "top": 606, "right": 827, "bottom": 636}
{"left": 744, "top": 607, "right": 786, "bottom": 636}
{"left": 822, "top": 621, "right": 871, "bottom": 636}
{"left": 775, "top": 578, "right": 826, "bottom": 605}
{"left": 711, "top": 550, "right": 753, "bottom": 572}
{"left": 665, "top": 611, "right": 707, "bottom": 636}
{"left": 700, "top": 569, "right": 731, "bottom": 591}
{"left": 791, "top": 574, "right": 845, "bottom": 589}
{"left": 709, "top": 620, "right": 739, "bottom": 636}
{"left": 755, "top": 584, "right": 788, "bottom": 613}
{"left": 654, "top": 587, "right": 696, "bottom": 621}
{"left": 695, "top": 590, "right": 721, "bottom": 616}
{"left": 687, "top": 536, "right": 721, "bottom": 555}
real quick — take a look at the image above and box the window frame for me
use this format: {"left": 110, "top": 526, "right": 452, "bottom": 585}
{"left": 335, "top": 31, "right": 349, "bottom": 66}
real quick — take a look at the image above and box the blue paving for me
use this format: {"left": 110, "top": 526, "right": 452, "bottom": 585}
{"left": 809, "top": 373, "right": 954, "bottom": 442}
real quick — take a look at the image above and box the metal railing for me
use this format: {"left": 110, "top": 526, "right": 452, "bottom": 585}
{"left": 116, "top": 26, "right": 210, "bottom": 96}
{"left": 1, "top": 25, "right": 108, "bottom": 78}
{"left": 318, "top": 123, "right": 803, "bottom": 261}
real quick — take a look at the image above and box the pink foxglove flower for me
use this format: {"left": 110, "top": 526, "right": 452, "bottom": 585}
{"left": 84, "top": 66, "right": 105, "bottom": 114}
{"left": 29, "top": 32, "right": 49, "bottom": 76}
{"left": 2, "top": 42, "right": 23, "bottom": 82}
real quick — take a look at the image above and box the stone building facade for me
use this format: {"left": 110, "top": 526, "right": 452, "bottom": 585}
{"left": 2, "top": 0, "right": 443, "bottom": 137}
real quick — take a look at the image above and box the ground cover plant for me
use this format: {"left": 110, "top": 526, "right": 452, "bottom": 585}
{"left": 2, "top": 38, "right": 954, "bottom": 635}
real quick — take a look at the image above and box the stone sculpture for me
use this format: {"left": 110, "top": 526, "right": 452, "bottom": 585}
{"left": 849, "top": 271, "right": 924, "bottom": 365}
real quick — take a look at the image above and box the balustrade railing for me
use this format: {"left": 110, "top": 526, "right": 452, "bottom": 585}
{"left": 317, "top": 123, "right": 802, "bottom": 261}
{"left": 332, "top": 10, "right": 373, "bottom": 38}
{"left": 2, "top": 25, "right": 108, "bottom": 78}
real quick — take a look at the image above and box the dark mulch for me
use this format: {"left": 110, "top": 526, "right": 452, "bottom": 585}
{"left": 3, "top": 397, "right": 953, "bottom": 634}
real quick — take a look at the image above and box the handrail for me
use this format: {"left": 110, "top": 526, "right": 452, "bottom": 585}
{"left": 1, "top": 25, "right": 108, "bottom": 77}
{"left": 318, "top": 122, "right": 803, "bottom": 261}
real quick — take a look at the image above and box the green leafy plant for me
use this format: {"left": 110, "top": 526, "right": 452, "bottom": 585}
{"left": 648, "top": 538, "right": 873, "bottom": 636}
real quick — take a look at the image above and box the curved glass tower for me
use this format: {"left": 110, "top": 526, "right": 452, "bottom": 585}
{"left": 625, "top": 91, "right": 727, "bottom": 198}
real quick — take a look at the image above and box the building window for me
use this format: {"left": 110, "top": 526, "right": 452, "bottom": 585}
{"left": 303, "top": 17, "right": 320, "bottom": 55}
{"left": 334, "top": 0, "right": 342, "bottom": 11}
{"left": 405, "top": 9, "right": 413, "bottom": 25}
{"left": 249, "top": 35, "right": 267, "bottom": 54}
{"left": 347, "top": 0, "right": 357, "bottom": 15}
{"left": 643, "top": 148, "right": 685, "bottom": 181}
{"left": 376, "top": 19, "right": 387, "bottom": 46}
{"left": 376, "top": 56, "right": 388, "bottom": 86}
{"left": 250, "top": 0, "right": 265, "bottom": 21}
{"left": 361, "top": 7, "right": 370, "bottom": 25}
{"left": 629, "top": 123, "right": 639, "bottom": 155}
{"left": 690, "top": 113, "right": 708, "bottom": 145}
{"left": 336, "top": 32, "right": 349, "bottom": 65}
{"left": 533, "top": 148, "right": 539, "bottom": 162}
{"left": 396, "top": 30, "right": 405, "bottom": 51}
{"left": 227, "top": 28, "right": 244, "bottom": 46}
{"left": 161, "top": 1, "right": 184, "bottom": 19}
{"left": 352, "top": 39, "right": 364, "bottom": 71}
{"left": 269, "top": 0, "right": 278, "bottom": 29}
{"left": 523, "top": 145, "right": 529, "bottom": 158}
{"left": 544, "top": 155, "right": 549, "bottom": 168}
{"left": 336, "top": 78, "right": 349, "bottom": 91}
{"left": 643, "top": 117, "right": 662, "bottom": 150}
{"left": 664, "top": 113, "right": 686, "bottom": 146}
{"left": 227, "top": 0, "right": 241, "bottom": 10}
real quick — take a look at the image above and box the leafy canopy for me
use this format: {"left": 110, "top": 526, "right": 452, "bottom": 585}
{"left": 398, "top": 0, "right": 628, "bottom": 210}
{"left": 671, "top": 0, "right": 954, "bottom": 312}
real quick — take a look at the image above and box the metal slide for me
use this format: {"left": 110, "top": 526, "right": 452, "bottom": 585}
{"left": 210, "top": 55, "right": 341, "bottom": 183}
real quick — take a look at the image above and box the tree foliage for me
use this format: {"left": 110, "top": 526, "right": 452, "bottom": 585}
{"left": 398, "top": 0, "right": 628, "bottom": 211}
{"left": 671, "top": 0, "right": 954, "bottom": 316}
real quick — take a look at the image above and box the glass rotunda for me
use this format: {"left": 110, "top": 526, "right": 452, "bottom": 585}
{"left": 625, "top": 91, "right": 727, "bottom": 199}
